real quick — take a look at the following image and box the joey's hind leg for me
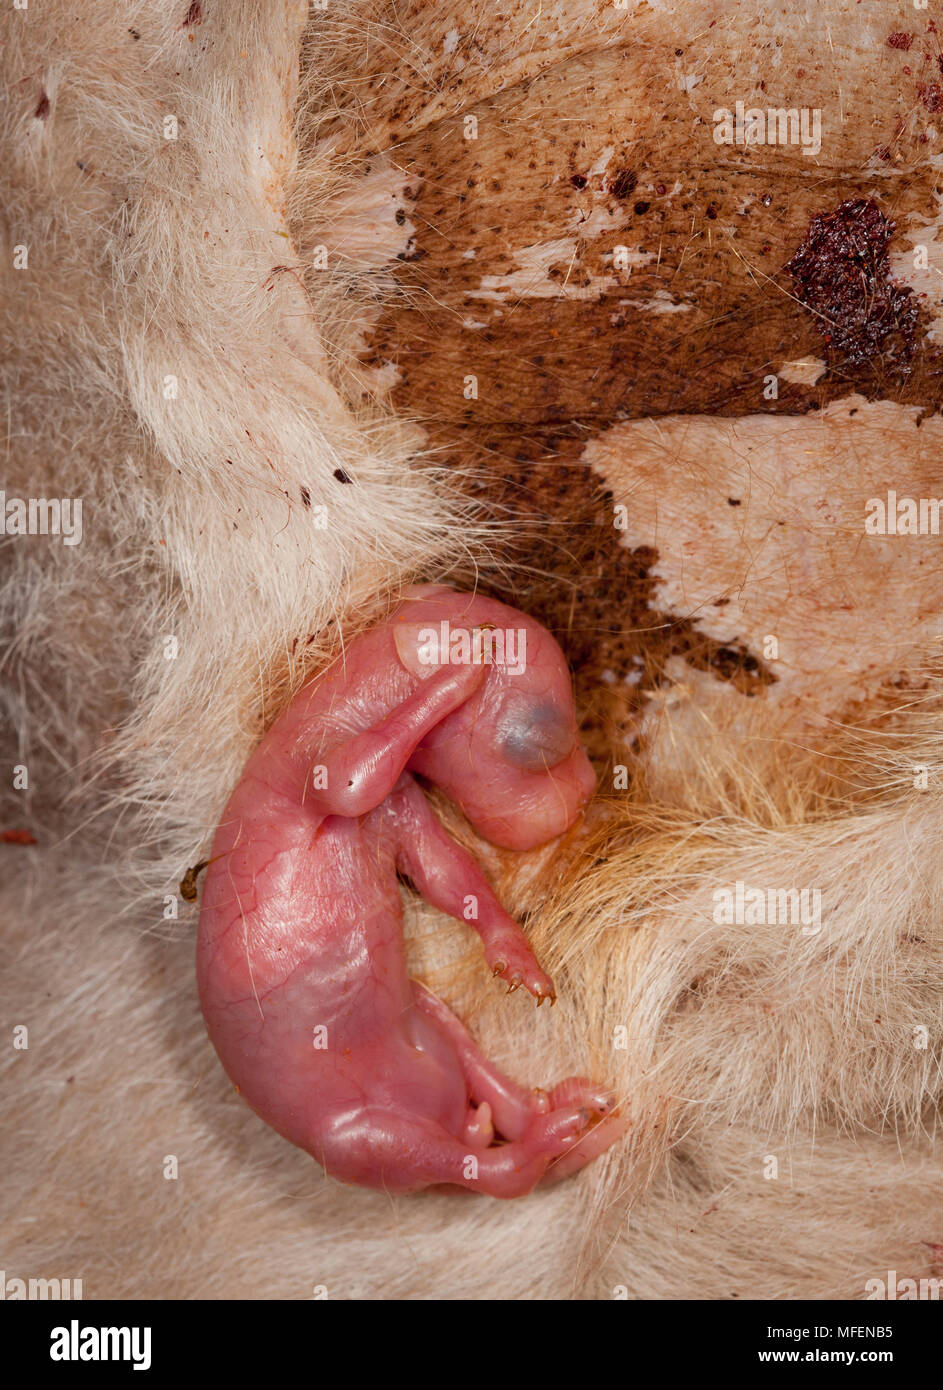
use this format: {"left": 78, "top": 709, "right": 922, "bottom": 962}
{"left": 414, "top": 982, "right": 548, "bottom": 1141}
{"left": 324, "top": 1104, "right": 613, "bottom": 1198}
{"left": 413, "top": 982, "right": 614, "bottom": 1142}
{"left": 391, "top": 777, "right": 556, "bottom": 1001}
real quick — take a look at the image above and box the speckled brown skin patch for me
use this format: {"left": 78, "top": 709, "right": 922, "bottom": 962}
{"left": 298, "top": 0, "right": 943, "bottom": 762}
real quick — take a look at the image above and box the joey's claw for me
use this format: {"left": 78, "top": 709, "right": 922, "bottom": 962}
{"left": 532, "top": 1087, "right": 550, "bottom": 1114}
{"left": 484, "top": 937, "right": 554, "bottom": 1002}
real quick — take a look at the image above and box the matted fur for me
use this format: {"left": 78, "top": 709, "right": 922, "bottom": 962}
{"left": 2, "top": 0, "right": 942, "bottom": 1300}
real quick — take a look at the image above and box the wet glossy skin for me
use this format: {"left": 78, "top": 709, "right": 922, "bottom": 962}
{"left": 197, "top": 585, "right": 624, "bottom": 1195}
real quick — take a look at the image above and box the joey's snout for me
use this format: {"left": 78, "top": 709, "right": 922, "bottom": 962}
{"left": 465, "top": 742, "right": 597, "bottom": 851}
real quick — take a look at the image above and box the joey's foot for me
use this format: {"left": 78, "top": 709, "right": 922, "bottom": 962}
{"left": 524, "top": 1104, "right": 593, "bottom": 1152}
{"left": 500, "top": 1085, "right": 614, "bottom": 1166}
{"left": 541, "top": 1111, "right": 631, "bottom": 1182}
{"left": 515, "top": 1085, "right": 623, "bottom": 1184}
{"left": 488, "top": 944, "right": 555, "bottom": 1004}
{"left": 546, "top": 1076, "right": 614, "bottom": 1114}
{"left": 460, "top": 1095, "right": 624, "bottom": 1196}
{"left": 514, "top": 1096, "right": 615, "bottom": 1168}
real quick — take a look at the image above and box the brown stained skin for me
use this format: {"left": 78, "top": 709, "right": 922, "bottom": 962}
{"left": 302, "top": 10, "right": 943, "bottom": 759}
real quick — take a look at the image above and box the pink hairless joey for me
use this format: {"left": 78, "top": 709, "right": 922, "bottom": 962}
{"left": 197, "top": 584, "right": 625, "bottom": 1196}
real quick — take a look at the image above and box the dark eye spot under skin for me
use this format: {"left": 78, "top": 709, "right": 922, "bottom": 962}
{"left": 498, "top": 702, "right": 574, "bottom": 772}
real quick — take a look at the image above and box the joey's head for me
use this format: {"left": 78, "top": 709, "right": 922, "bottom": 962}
{"left": 395, "top": 588, "right": 596, "bottom": 850}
